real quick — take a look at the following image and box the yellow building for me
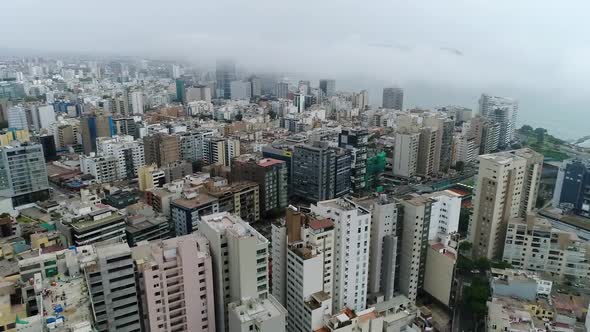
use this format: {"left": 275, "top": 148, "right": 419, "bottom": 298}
{"left": 138, "top": 164, "right": 165, "bottom": 191}
{"left": 30, "top": 233, "right": 58, "bottom": 250}
{"left": 0, "top": 277, "right": 26, "bottom": 332}
{"left": 0, "top": 130, "right": 31, "bottom": 147}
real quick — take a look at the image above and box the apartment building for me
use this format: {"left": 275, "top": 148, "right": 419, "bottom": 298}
{"left": 469, "top": 149, "right": 543, "bottom": 259}
{"left": 503, "top": 214, "right": 590, "bottom": 280}
{"left": 132, "top": 233, "right": 216, "bottom": 332}
{"left": 199, "top": 212, "right": 271, "bottom": 332}
{"left": 311, "top": 197, "right": 371, "bottom": 312}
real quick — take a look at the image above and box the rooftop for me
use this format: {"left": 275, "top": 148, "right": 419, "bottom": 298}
{"left": 172, "top": 193, "right": 217, "bottom": 209}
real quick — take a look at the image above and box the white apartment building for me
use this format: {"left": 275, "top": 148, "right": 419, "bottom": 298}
{"left": 272, "top": 207, "right": 335, "bottom": 332}
{"left": 96, "top": 135, "right": 145, "bottom": 178}
{"left": 479, "top": 94, "right": 518, "bottom": 148}
{"left": 354, "top": 195, "right": 399, "bottom": 302}
{"left": 397, "top": 195, "right": 433, "bottom": 302}
{"left": 228, "top": 296, "right": 287, "bottom": 332}
{"left": 7, "top": 106, "right": 28, "bottom": 130}
{"left": 452, "top": 133, "right": 477, "bottom": 165}
{"left": 311, "top": 197, "right": 371, "bottom": 312}
{"left": 393, "top": 131, "right": 420, "bottom": 178}
{"left": 469, "top": 149, "right": 543, "bottom": 259}
{"left": 130, "top": 91, "right": 145, "bottom": 114}
{"left": 423, "top": 190, "right": 462, "bottom": 241}
{"left": 199, "top": 212, "right": 273, "bottom": 332}
{"left": 80, "top": 154, "right": 118, "bottom": 183}
{"left": 36, "top": 105, "right": 56, "bottom": 130}
{"left": 503, "top": 215, "right": 590, "bottom": 280}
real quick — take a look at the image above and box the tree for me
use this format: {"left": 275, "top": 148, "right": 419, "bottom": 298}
{"left": 458, "top": 209, "right": 471, "bottom": 234}
{"left": 191, "top": 160, "right": 204, "bottom": 173}
{"left": 534, "top": 127, "right": 547, "bottom": 144}
{"left": 491, "top": 260, "right": 513, "bottom": 269}
{"left": 235, "top": 111, "right": 243, "bottom": 121}
{"left": 268, "top": 109, "right": 277, "bottom": 120}
{"left": 454, "top": 161, "right": 465, "bottom": 173}
{"left": 520, "top": 125, "right": 534, "bottom": 134}
{"left": 456, "top": 255, "right": 475, "bottom": 272}
{"left": 473, "top": 257, "right": 491, "bottom": 271}
{"left": 463, "top": 277, "right": 490, "bottom": 317}
{"left": 458, "top": 241, "right": 472, "bottom": 253}
{"left": 536, "top": 196, "right": 546, "bottom": 208}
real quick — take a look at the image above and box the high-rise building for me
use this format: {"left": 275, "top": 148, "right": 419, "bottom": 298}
{"left": 503, "top": 214, "right": 590, "bottom": 279}
{"left": 469, "top": 149, "right": 543, "bottom": 259}
{"left": 208, "top": 181, "right": 260, "bottom": 222}
{"left": 339, "top": 128, "right": 368, "bottom": 194}
{"left": 82, "top": 243, "right": 142, "bottom": 332}
{"left": 176, "top": 78, "right": 186, "bottom": 103}
{"left": 228, "top": 297, "right": 287, "bottom": 332}
{"left": 298, "top": 80, "right": 310, "bottom": 95}
{"left": 97, "top": 135, "right": 145, "bottom": 179}
{"left": 292, "top": 142, "right": 352, "bottom": 202}
{"left": 143, "top": 133, "right": 180, "bottom": 167}
{"left": 112, "top": 117, "right": 137, "bottom": 138}
{"left": 352, "top": 90, "right": 369, "bottom": 110}
{"left": 393, "top": 131, "right": 420, "bottom": 178}
{"left": 80, "top": 114, "right": 115, "bottom": 154}
{"left": 132, "top": 233, "right": 216, "bottom": 332}
{"left": 35, "top": 105, "right": 56, "bottom": 130}
{"left": 0, "top": 142, "right": 50, "bottom": 207}
{"left": 397, "top": 195, "right": 433, "bottom": 302}
{"left": 80, "top": 154, "right": 119, "bottom": 183}
{"left": 36, "top": 134, "right": 57, "bottom": 161}
{"left": 179, "top": 129, "right": 215, "bottom": 162}
{"left": 552, "top": 159, "right": 590, "bottom": 217}
{"left": 216, "top": 60, "right": 236, "bottom": 99}
{"left": 130, "top": 90, "right": 144, "bottom": 114}
{"left": 199, "top": 212, "right": 272, "bottom": 332}
{"left": 249, "top": 76, "right": 262, "bottom": 97}
{"left": 203, "top": 137, "right": 240, "bottom": 167}
{"left": 232, "top": 155, "right": 288, "bottom": 215}
{"left": 319, "top": 79, "right": 336, "bottom": 97}
{"left": 230, "top": 80, "right": 252, "bottom": 100}
{"left": 311, "top": 197, "right": 371, "bottom": 312}
{"left": 478, "top": 94, "right": 518, "bottom": 148}
{"left": 382, "top": 87, "right": 404, "bottom": 110}
{"left": 185, "top": 85, "right": 212, "bottom": 104}
{"left": 171, "top": 192, "right": 219, "bottom": 235}
{"left": 417, "top": 126, "right": 440, "bottom": 177}
{"left": 7, "top": 106, "right": 28, "bottom": 130}
{"left": 274, "top": 82, "right": 289, "bottom": 99}
{"left": 354, "top": 194, "right": 399, "bottom": 302}
{"left": 423, "top": 190, "right": 462, "bottom": 240}
{"left": 271, "top": 207, "right": 334, "bottom": 332}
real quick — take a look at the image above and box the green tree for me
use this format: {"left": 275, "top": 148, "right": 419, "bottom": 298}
{"left": 458, "top": 241, "right": 472, "bottom": 253}
{"left": 536, "top": 196, "right": 546, "bottom": 208}
{"left": 534, "top": 127, "right": 547, "bottom": 144}
{"left": 235, "top": 111, "right": 243, "bottom": 121}
{"left": 458, "top": 209, "right": 471, "bottom": 234}
{"left": 463, "top": 277, "right": 491, "bottom": 317}
{"left": 456, "top": 255, "right": 475, "bottom": 272}
{"left": 268, "top": 109, "right": 277, "bottom": 120}
{"left": 491, "top": 260, "right": 513, "bottom": 269}
{"left": 473, "top": 257, "right": 491, "bottom": 271}
{"left": 454, "top": 161, "right": 465, "bottom": 173}
{"left": 520, "top": 125, "right": 534, "bottom": 134}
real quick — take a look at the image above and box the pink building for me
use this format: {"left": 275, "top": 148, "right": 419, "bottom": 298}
{"left": 132, "top": 233, "right": 216, "bottom": 332}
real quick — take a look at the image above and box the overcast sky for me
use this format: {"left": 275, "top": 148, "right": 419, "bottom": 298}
{"left": 2, "top": 0, "right": 590, "bottom": 138}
